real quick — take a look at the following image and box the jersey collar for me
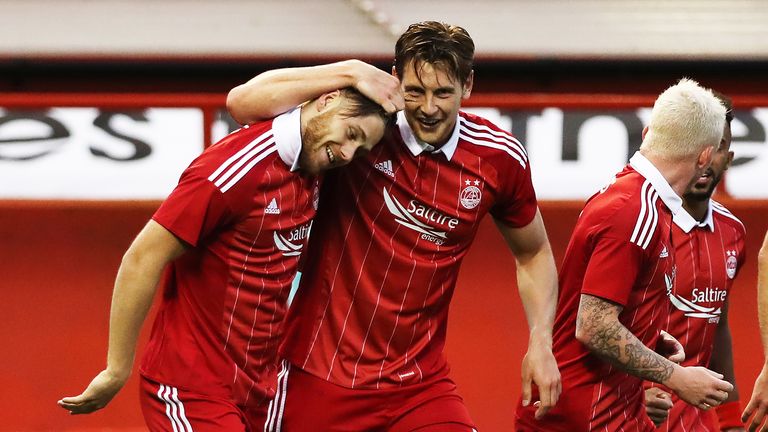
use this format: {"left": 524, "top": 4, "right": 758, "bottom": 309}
{"left": 673, "top": 201, "right": 715, "bottom": 233}
{"left": 397, "top": 111, "right": 459, "bottom": 161}
{"left": 629, "top": 151, "right": 687, "bottom": 225}
{"left": 272, "top": 107, "right": 303, "bottom": 172}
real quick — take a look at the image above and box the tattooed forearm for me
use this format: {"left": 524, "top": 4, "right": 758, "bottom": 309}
{"left": 576, "top": 294, "right": 674, "bottom": 383}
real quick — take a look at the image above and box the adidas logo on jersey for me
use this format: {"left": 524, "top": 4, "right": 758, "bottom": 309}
{"left": 375, "top": 160, "right": 395, "bottom": 177}
{"left": 265, "top": 198, "right": 281, "bottom": 215}
{"left": 659, "top": 246, "right": 669, "bottom": 258}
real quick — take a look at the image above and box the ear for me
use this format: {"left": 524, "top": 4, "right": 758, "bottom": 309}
{"left": 392, "top": 65, "right": 398, "bottom": 79}
{"left": 316, "top": 89, "right": 342, "bottom": 111}
{"left": 641, "top": 126, "right": 649, "bottom": 140}
{"left": 725, "top": 151, "right": 734, "bottom": 170}
{"left": 461, "top": 70, "right": 474, "bottom": 100}
{"left": 696, "top": 145, "right": 714, "bottom": 170}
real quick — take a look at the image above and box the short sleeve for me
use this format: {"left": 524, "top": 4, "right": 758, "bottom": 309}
{"left": 490, "top": 162, "right": 538, "bottom": 228}
{"left": 152, "top": 171, "right": 233, "bottom": 247}
{"left": 581, "top": 235, "right": 644, "bottom": 306}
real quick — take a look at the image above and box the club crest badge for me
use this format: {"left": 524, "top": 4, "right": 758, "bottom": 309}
{"left": 726, "top": 250, "right": 738, "bottom": 279}
{"left": 460, "top": 179, "right": 482, "bottom": 209}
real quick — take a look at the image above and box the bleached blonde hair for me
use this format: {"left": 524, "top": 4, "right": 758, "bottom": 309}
{"left": 641, "top": 78, "right": 726, "bottom": 160}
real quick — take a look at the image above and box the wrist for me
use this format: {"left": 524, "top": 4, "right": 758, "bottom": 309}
{"left": 106, "top": 363, "right": 132, "bottom": 382}
{"left": 340, "top": 59, "right": 365, "bottom": 87}
{"left": 528, "top": 328, "right": 553, "bottom": 349}
{"left": 661, "top": 363, "right": 683, "bottom": 388}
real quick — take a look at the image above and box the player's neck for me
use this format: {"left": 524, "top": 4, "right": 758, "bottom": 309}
{"left": 682, "top": 198, "right": 709, "bottom": 222}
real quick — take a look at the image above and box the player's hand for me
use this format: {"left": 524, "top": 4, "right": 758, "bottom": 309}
{"left": 645, "top": 387, "right": 673, "bottom": 426}
{"left": 743, "top": 362, "right": 768, "bottom": 431}
{"left": 657, "top": 330, "right": 685, "bottom": 363}
{"left": 665, "top": 365, "right": 733, "bottom": 410}
{"left": 521, "top": 341, "right": 562, "bottom": 419}
{"left": 347, "top": 60, "right": 404, "bottom": 114}
{"left": 57, "top": 369, "right": 128, "bottom": 415}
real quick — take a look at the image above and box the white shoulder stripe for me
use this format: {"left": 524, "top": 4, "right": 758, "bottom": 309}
{"left": 629, "top": 181, "right": 650, "bottom": 245}
{"left": 219, "top": 143, "right": 277, "bottom": 193}
{"left": 711, "top": 201, "right": 744, "bottom": 227}
{"left": 630, "top": 181, "right": 659, "bottom": 249}
{"left": 207, "top": 130, "right": 273, "bottom": 185}
{"left": 460, "top": 117, "right": 528, "bottom": 163}
{"left": 208, "top": 135, "right": 277, "bottom": 193}
{"left": 459, "top": 131, "right": 526, "bottom": 168}
{"left": 640, "top": 191, "right": 660, "bottom": 249}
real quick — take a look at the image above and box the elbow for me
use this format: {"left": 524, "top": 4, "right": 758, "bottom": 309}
{"left": 575, "top": 325, "right": 591, "bottom": 346}
{"left": 226, "top": 86, "right": 251, "bottom": 125}
{"left": 120, "top": 244, "right": 145, "bottom": 271}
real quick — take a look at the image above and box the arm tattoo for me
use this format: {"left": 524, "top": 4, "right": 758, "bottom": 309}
{"left": 577, "top": 294, "right": 673, "bottom": 383}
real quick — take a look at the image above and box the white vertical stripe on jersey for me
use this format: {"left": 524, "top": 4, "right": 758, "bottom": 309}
{"left": 369, "top": 237, "right": 414, "bottom": 389}
{"left": 240, "top": 169, "right": 276, "bottom": 384}
{"left": 698, "top": 230, "right": 714, "bottom": 363}
{"left": 352, "top": 229, "right": 398, "bottom": 388}
{"left": 223, "top": 186, "right": 268, "bottom": 353}
{"left": 590, "top": 380, "right": 605, "bottom": 430}
{"left": 208, "top": 131, "right": 272, "bottom": 184}
{"left": 685, "top": 228, "right": 696, "bottom": 366}
{"left": 302, "top": 162, "right": 380, "bottom": 371}
{"left": 322, "top": 161, "right": 392, "bottom": 382}
{"left": 223, "top": 238, "right": 264, "bottom": 353}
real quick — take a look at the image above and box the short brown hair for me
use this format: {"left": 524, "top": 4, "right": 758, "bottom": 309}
{"left": 394, "top": 21, "right": 475, "bottom": 85}
{"left": 338, "top": 87, "right": 394, "bottom": 126}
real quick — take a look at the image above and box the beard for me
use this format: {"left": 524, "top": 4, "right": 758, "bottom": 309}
{"left": 684, "top": 172, "right": 722, "bottom": 202}
{"left": 301, "top": 107, "right": 334, "bottom": 151}
{"left": 299, "top": 107, "right": 335, "bottom": 171}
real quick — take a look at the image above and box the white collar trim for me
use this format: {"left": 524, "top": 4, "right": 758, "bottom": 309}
{"left": 629, "top": 151, "right": 687, "bottom": 227}
{"left": 397, "top": 111, "right": 459, "bottom": 160}
{"left": 272, "top": 107, "right": 302, "bottom": 171}
{"left": 673, "top": 200, "right": 715, "bottom": 233}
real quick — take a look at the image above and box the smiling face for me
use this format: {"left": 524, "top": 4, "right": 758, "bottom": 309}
{"left": 685, "top": 120, "right": 734, "bottom": 201}
{"left": 398, "top": 60, "right": 473, "bottom": 147}
{"left": 299, "top": 94, "right": 388, "bottom": 175}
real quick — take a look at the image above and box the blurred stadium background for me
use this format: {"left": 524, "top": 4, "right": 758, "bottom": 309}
{"left": 2, "top": 1, "right": 768, "bottom": 430}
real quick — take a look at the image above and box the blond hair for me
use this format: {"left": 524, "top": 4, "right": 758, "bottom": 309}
{"left": 641, "top": 78, "right": 726, "bottom": 160}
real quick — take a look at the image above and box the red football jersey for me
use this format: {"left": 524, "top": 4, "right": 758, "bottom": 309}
{"left": 516, "top": 152, "right": 681, "bottom": 431}
{"left": 140, "top": 108, "right": 321, "bottom": 411}
{"left": 281, "top": 111, "right": 538, "bottom": 389}
{"left": 654, "top": 200, "right": 746, "bottom": 431}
